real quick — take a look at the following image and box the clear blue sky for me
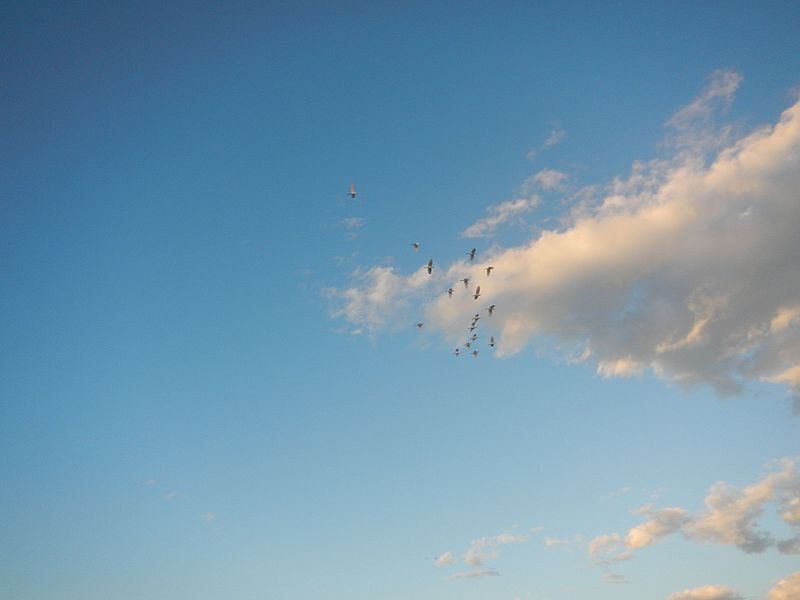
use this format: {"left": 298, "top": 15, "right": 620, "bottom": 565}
{"left": 2, "top": 2, "right": 800, "bottom": 599}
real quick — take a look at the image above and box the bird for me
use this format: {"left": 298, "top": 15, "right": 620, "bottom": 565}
{"left": 460, "top": 277, "right": 470, "bottom": 288}
{"left": 464, "top": 341, "right": 472, "bottom": 349}
{"left": 472, "top": 350, "right": 479, "bottom": 358}
{"left": 453, "top": 348, "right": 461, "bottom": 356}
{"left": 489, "top": 336, "right": 495, "bottom": 347}
{"left": 487, "top": 305, "right": 496, "bottom": 316}
{"left": 473, "top": 285, "right": 481, "bottom": 300}
{"left": 446, "top": 288, "right": 454, "bottom": 298}
{"left": 470, "top": 333, "right": 478, "bottom": 342}
{"left": 416, "top": 322, "right": 424, "bottom": 329}
{"left": 467, "top": 248, "right": 477, "bottom": 262}
{"left": 468, "top": 326, "right": 477, "bottom": 332}
{"left": 424, "top": 259, "right": 433, "bottom": 274}
{"left": 411, "top": 242, "right": 420, "bottom": 251}
{"left": 349, "top": 183, "right": 357, "bottom": 199}
{"left": 486, "top": 266, "right": 494, "bottom": 276}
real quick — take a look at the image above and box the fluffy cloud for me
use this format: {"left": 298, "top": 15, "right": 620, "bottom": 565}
{"left": 768, "top": 572, "right": 800, "bottom": 600}
{"left": 329, "top": 71, "right": 800, "bottom": 409}
{"left": 666, "top": 585, "right": 741, "bottom": 600}
{"left": 464, "top": 531, "right": 529, "bottom": 566}
{"left": 461, "top": 196, "right": 541, "bottom": 238}
{"left": 625, "top": 505, "right": 690, "bottom": 549}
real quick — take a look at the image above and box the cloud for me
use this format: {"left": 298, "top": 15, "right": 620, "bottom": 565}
{"left": 625, "top": 505, "right": 690, "bottom": 549}
{"left": 450, "top": 570, "right": 500, "bottom": 579}
{"left": 769, "top": 572, "right": 800, "bottom": 600}
{"left": 590, "top": 457, "right": 800, "bottom": 564}
{"left": 145, "top": 479, "right": 157, "bottom": 486}
{"left": 329, "top": 71, "right": 800, "bottom": 408}
{"left": 464, "top": 531, "right": 529, "bottom": 566}
{"left": 666, "top": 585, "right": 742, "bottom": 600}
{"left": 602, "top": 572, "right": 629, "bottom": 584}
{"left": 339, "top": 217, "right": 365, "bottom": 230}
{"left": 434, "top": 552, "right": 454, "bottom": 566}
{"left": 527, "top": 128, "right": 566, "bottom": 161}
{"left": 201, "top": 512, "right": 215, "bottom": 521}
{"left": 461, "top": 196, "right": 541, "bottom": 238}
{"left": 163, "top": 491, "right": 177, "bottom": 501}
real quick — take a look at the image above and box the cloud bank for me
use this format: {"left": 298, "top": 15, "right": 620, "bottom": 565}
{"left": 329, "top": 72, "right": 800, "bottom": 409}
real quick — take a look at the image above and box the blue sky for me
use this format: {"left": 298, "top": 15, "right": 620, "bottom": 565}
{"left": 2, "top": 2, "right": 800, "bottom": 599}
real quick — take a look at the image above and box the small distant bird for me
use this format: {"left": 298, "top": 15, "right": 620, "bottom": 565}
{"left": 424, "top": 259, "right": 433, "bottom": 274}
{"left": 469, "top": 326, "right": 477, "bottom": 332}
{"left": 468, "top": 248, "right": 477, "bottom": 262}
{"left": 489, "top": 336, "right": 495, "bottom": 347}
{"left": 471, "top": 334, "right": 478, "bottom": 342}
{"left": 411, "top": 242, "right": 420, "bottom": 252}
{"left": 473, "top": 285, "right": 481, "bottom": 300}
{"left": 446, "top": 288, "right": 454, "bottom": 298}
{"left": 460, "top": 277, "right": 470, "bottom": 288}
{"left": 487, "top": 305, "right": 496, "bottom": 316}
{"left": 349, "top": 183, "right": 357, "bottom": 199}
{"left": 472, "top": 350, "right": 479, "bottom": 358}
{"left": 464, "top": 341, "right": 472, "bottom": 349}
{"left": 416, "top": 322, "right": 424, "bottom": 329}
{"left": 453, "top": 348, "right": 461, "bottom": 356}
{"left": 486, "top": 266, "right": 494, "bottom": 276}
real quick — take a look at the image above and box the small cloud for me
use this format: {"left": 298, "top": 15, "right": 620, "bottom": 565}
{"left": 602, "top": 572, "right": 629, "bottom": 584}
{"left": 769, "top": 572, "right": 800, "bottom": 600}
{"left": 434, "top": 552, "right": 454, "bottom": 566}
{"left": 544, "top": 537, "right": 569, "bottom": 547}
{"left": 450, "top": 570, "right": 500, "bottom": 580}
{"left": 519, "top": 168, "right": 568, "bottom": 193}
{"left": 666, "top": 585, "right": 742, "bottom": 600}
{"left": 460, "top": 196, "right": 540, "bottom": 238}
{"left": 527, "top": 128, "right": 566, "bottom": 160}
{"left": 201, "top": 512, "right": 215, "bottom": 521}
{"left": 163, "top": 491, "right": 177, "bottom": 501}
{"left": 145, "top": 479, "right": 157, "bottom": 486}
{"left": 339, "top": 217, "right": 365, "bottom": 230}
{"left": 602, "top": 485, "right": 632, "bottom": 499}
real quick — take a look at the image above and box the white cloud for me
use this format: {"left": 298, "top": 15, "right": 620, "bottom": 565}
{"left": 768, "top": 572, "right": 800, "bottom": 600}
{"left": 602, "top": 572, "right": 629, "bottom": 584}
{"left": 163, "top": 491, "right": 177, "bottom": 501}
{"left": 461, "top": 196, "right": 540, "bottom": 238}
{"left": 588, "top": 533, "right": 631, "bottom": 565}
{"left": 145, "top": 479, "right": 157, "bottom": 486}
{"left": 434, "top": 552, "right": 454, "bottom": 566}
{"left": 666, "top": 585, "right": 742, "bottom": 600}
{"left": 339, "top": 217, "right": 365, "bottom": 230}
{"left": 329, "top": 72, "right": 800, "bottom": 409}
{"left": 527, "top": 128, "right": 566, "bottom": 161}
{"left": 201, "top": 512, "right": 215, "bottom": 521}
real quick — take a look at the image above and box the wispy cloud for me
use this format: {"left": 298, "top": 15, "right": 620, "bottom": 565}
{"left": 450, "top": 569, "right": 500, "bottom": 579}
{"left": 201, "top": 512, "right": 215, "bottom": 521}
{"left": 527, "top": 128, "right": 566, "bottom": 161}
{"left": 460, "top": 196, "right": 540, "bottom": 238}
{"left": 328, "top": 72, "right": 800, "bottom": 410}
{"left": 464, "top": 531, "right": 529, "bottom": 566}
{"left": 434, "top": 552, "right": 454, "bottom": 566}
{"left": 163, "top": 491, "right": 177, "bottom": 501}
{"left": 339, "top": 217, "right": 365, "bottom": 230}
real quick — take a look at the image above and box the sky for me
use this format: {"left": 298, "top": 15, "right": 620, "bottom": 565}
{"left": 1, "top": 2, "right": 800, "bottom": 599}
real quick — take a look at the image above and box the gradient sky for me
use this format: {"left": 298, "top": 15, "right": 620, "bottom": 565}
{"left": 2, "top": 2, "right": 800, "bottom": 599}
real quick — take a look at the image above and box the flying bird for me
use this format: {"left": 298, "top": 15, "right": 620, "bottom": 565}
{"left": 470, "top": 333, "right": 478, "bottom": 342}
{"left": 460, "top": 277, "right": 470, "bottom": 288}
{"left": 487, "top": 305, "right": 496, "bottom": 316}
{"left": 453, "top": 348, "right": 461, "bottom": 356}
{"left": 472, "top": 350, "right": 479, "bottom": 358}
{"left": 411, "top": 242, "right": 420, "bottom": 251}
{"left": 469, "top": 326, "right": 477, "bottom": 332}
{"left": 467, "top": 248, "right": 477, "bottom": 262}
{"left": 424, "top": 259, "right": 433, "bottom": 274}
{"left": 489, "top": 336, "right": 495, "bottom": 348}
{"left": 464, "top": 341, "right": 472, "bottom": 349}
{"left": 349, "top": 183, "right": 357, "bottom": 199}
{"left": 446, "top": 288, "right": 454, "bottom": 298}
{"left": 486, "top": 266, "right": 494, "bottom": 276}
{"left": 416, "top": 322, "right": 424, "bottom": 329}
{"left": 473, "top": 286, "right": 481, "bottom": 300}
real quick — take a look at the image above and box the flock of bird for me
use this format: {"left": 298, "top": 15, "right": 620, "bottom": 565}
{"left": 348, "top": 183, "right": 498, "bottom": 358}
{"left": 414, "top": 244, "right": 498, "bottom": 358}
